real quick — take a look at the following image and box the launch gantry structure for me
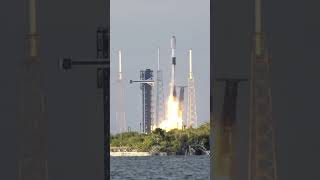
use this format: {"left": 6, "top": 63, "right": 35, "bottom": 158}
{"left": 130, "top": 70, "right": 155, "bottom": 134}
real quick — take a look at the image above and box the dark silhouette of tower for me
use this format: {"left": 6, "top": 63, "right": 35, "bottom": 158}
{"left": 248, "top": 0, "right": 278, "bottom": 179}
{"left": 130, "top": 70, "right": 155, "bottom": 133}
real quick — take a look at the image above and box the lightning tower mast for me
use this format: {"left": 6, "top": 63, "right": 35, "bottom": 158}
{"left": 248, "top": 0, "right": 278, "bottom": 179}
{"left": 18, "top": 0, "right": 49, "bottom": 179}
{"left": 116, "top": 50, "right": 126, "bottom": 133}
{"left": 187, "top": 49, "right": 198, "bottom": 128}
{"left": 155, "top": 48, "right": 165, "bottom": 128}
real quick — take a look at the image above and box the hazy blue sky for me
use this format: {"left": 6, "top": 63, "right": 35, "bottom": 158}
{"left": 110, "top": 0, "right": 210, "bottom": 133}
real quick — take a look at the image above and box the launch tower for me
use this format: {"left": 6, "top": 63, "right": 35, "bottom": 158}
{"left": 140, "top": 69, "right": 154, "bottom": 133}
{"left": 130, "top": 70, "right": 154, "bottom": 134}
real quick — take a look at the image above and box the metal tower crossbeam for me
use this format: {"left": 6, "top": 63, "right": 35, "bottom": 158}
{"left": 130, "top": 80, "right": 155, "bottom": 85}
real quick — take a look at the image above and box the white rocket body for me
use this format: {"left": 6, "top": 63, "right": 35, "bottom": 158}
{"left": 171, "top": 36, "right": 177, "bottom": 98}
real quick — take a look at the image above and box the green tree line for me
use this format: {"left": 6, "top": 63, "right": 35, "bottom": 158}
{"left": 110, "top": 122, "right": 210, "bottom": 154}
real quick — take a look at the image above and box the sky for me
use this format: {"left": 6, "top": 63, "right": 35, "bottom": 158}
{"left": 110, "top": 0, "right": 210, "bottom": 133}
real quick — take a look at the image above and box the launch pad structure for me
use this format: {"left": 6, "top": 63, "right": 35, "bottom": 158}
{"left": 130, "top": 69, "right": 155, "bottom": 134}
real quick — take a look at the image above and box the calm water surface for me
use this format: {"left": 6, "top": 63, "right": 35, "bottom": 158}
{"left": 111, "top": 156, "right": 210, "bottom": 180}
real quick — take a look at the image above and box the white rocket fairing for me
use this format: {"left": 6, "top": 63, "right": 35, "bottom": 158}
{"left": 171, "top": 36, "right": 177, "bottom": 98}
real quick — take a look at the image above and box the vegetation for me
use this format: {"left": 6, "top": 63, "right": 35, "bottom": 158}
{"left": 110, "top": 122, "right": 210, "bottom": 154}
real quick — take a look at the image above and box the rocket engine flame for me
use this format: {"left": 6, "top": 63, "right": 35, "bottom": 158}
{"left": 157, "top": 95, "right": 183, "bottom": 131}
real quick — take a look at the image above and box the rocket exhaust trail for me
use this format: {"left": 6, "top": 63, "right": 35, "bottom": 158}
{"left": 171, "top": 36, "right": 177, "bottom": 98}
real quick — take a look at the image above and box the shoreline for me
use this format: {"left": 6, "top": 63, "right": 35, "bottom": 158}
{"left": 111, "top": 152, "right": 150, "bottom": 157}
{"left": 110, "top": 151, "right": 210, "bottom": 157}
{"left": 110, "top": 152, "right": 168, "bottom": 157}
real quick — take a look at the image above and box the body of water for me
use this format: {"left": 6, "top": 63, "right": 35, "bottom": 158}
{"left": 111, "top": 155, "right": 210, "bottom": 180}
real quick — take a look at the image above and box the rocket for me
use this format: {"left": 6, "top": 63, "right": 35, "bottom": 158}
{"left": 171, "top": 36, "right": 177, "bottom": 98}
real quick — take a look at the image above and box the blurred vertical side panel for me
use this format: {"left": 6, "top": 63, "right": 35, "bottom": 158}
{"left": 39, "top": 0, "right": 109, "bottom": 179}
